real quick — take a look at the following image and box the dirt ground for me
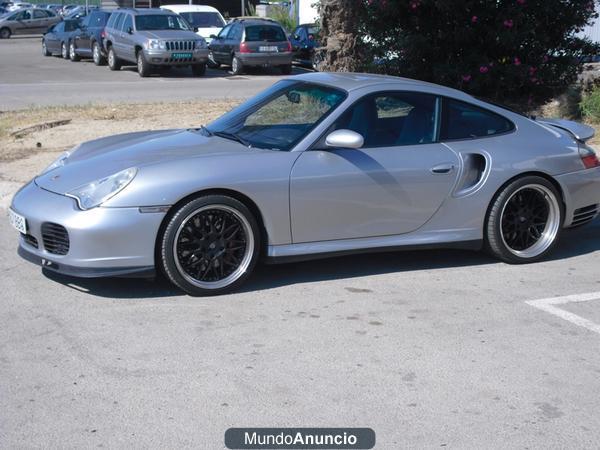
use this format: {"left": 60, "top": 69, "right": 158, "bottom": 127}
{"left": 0, "top": 100, "right": 240, "bottom": 208}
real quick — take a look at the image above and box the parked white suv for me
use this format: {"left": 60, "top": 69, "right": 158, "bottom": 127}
{"left": 160, "top": 4, "right": 225, "bottom": 44}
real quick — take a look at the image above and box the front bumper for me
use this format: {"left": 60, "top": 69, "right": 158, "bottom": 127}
{"left": 10, "top": 181, "right": 166, "bottom": 278}
{"left": 143, "top": 48, "right": 209, "bottom": 66}
{"left": 556, "top": 166, "right": 600, "bottom": 227}
{"left": 237, "top": 52, "right": 292, "bottom": 67}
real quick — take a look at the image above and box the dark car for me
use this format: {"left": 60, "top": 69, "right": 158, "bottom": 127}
{"left": 42, "top": 19, "right": 81, "bottom": 59}
{"left": 69, "top": 9, "right": 111, "bottom": 64}
{"left": 208, "top": 17, "right": 292, "bottom": 75}
{"left": 289, "top": 23, "right": 319, "bottom": 68}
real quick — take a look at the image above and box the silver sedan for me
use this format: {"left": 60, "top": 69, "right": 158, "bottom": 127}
{"left": 9, "top": 73, "right": 600, "bottom": 295}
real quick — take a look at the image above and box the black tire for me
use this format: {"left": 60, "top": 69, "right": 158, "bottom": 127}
{"left": 159, "top": 195, "right": 260, "bottom": 296}
{"left": 61, "top": 41, "right": 69, "bottom": 59}
{"left": 136, "top": 51, "right": 151, "bottom": 77}
{"left": 42, "top": 39, "right": 51, "bottom": 56}
{"left": 69, "top": 41, "right": 80, "bottom": 61}
{"left": 92, "top": 41, "right": 106, "bottom": 66}
{"left": 191, "top": 62, "right": 206, "bottom": 76}
{"left": 0, "top": 27, "right": 10, "bottom": 39}
{"left": 280, "top": 64, "right": 292, "bottom": 75}
{"left": 231, "top": 55, "right": 243, "bottom": 75}
{"left": 107, "top": 46, "right": 121, "bottom": 71}
{"left": 485, "top": 176, "right": 564, "bottom": 264}
{"left": 207, "top": 51, "right": 220, "bottom": 68}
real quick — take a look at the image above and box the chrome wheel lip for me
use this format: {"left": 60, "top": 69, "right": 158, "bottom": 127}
{"left": 500, "top": 184, "right": 560, "bottom": 259}
{"left": 173, "top": 204, "right": 254, "bottom": 290}
{"left": 93, "top": 44, "right": 99, "bottom": 62}
{"left": 137, "top": 55, "right": 143, "bottom": 72}
{"left": 232, "top": 57, "right": 239, "bottom": 73}
{"left": 69, "top": 43, "right": 75, "bottom": 59}
{"left": 108, "top": 49, "right": 114, "bottom": 66}
{"left": 61, "top": 43, "right": 67, "bottom": 58}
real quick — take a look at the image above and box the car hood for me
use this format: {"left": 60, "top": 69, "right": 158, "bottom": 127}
{"left": 36, "top": 128, "right": 253, "bottom": 195}
{"left": 136, "top": 29, "right": 199, "bottom": 40}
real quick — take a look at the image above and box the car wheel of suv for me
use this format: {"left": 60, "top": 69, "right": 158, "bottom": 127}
{"left": 92, "top": 42, "right": 106, "bottom": 66}
{"left": 159, "top": 195, "right": 261, "bottom": 296}
{"left": 42, "top": 39, "right": 51, "bottom": 56}
{"left": 207, "top": 51, "right": 220, "bottom": 68}
{"left": 69, "top": 41, "right": 80, "bottom": 61}
{"left": 0, "top": 27, "right": 10, "bottom": 39}
{"left": 107, "top": 47, "right": 121, "bottom": 71}
{"left": 137, "top": 51, "right": 151, "bottom": 77}
{"left": 61, "top": 42, "right": 69, "bottom": 59}
{"left": 191, "top": 63, "right": 206, "bottom": 76}
{"left": 231, "top": 56, "right": 243, "bottom": 75}
{"left": 280, "top": 64, "right": 292, "bottom": 75}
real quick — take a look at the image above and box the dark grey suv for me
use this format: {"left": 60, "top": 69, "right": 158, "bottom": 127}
{"left": 208, "top": 17, "right": 292, "bottom": 75}
{"left": 103, "top": 8, "right": 209, "bottom": 77}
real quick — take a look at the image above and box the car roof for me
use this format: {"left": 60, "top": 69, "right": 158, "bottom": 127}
{"left": 231, "top": 17, "right": 281, "bottom": 26}
{"left": 161, "top": 4, "right": 221, "bottom": 14}
{"left": 116, "top": 7, "right": 177, "bottom": 15}
{"left": 292, "top": 72, "right": 475, "bottom": 100}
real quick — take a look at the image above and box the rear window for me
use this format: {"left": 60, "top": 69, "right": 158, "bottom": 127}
{"left": 179, "top": 11, "right": 224, "bottom": 28}
{"left": 244, "top": 25, "right": 286, "bottom": 42}
{"left": 440, "top": 99, "right": 514, "bottom": 141}
{"left": 89, "top": 11, "right": 109, "bottom": 26}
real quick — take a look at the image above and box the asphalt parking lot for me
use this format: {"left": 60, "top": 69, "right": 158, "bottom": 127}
{"left": 3, "top": 34, "right": 600, "bottom": 450}
{"left": 0, "top": 36, "right": 307, "bottom": 110}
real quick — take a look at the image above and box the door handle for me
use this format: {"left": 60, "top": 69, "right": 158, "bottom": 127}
{"left": 430, "top": 163, "right": 455, "bottom": 174}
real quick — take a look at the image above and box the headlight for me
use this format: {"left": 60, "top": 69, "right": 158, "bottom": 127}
{"left": 66, "top": 167, "right": 137, "bottom": 210}
{"left": 146, "top": 39, "right": 165, "bottom": 50}
{"left": 41, "top": 149, "right": 72, "bottom": 175}
{"left": 195, "top": 38, "right": 207, "bottom": 48}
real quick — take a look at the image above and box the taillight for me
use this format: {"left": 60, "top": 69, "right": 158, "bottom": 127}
{"left": 284, "top": 40, "right": 292, "bottom": 52}
{"left": 308, "top": 34, "right": 314, "bottom": 40}
{"left": 239, "top": 42, "right": 251, "bottom": 53}
{"left": 100, "top": 30, "right": 106, "bottom": 38}
{"left": 579, "top": 143, "right": 600, "bottom": 169}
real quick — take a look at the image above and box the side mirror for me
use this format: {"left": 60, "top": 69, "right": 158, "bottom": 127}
{"left": 293, "top": 34, "right": 299, "bottom": 40}
{"left": 193, "top": 26, "right": 198, "bottom": 32}
{"left": 127, "top": 26, "right": 133, "bottom": 34}
{"left": 325, "top": 129, "right": 364, "bottom": 149}
{"left": 209, "top": 34, "right": 217, "bottom": 39}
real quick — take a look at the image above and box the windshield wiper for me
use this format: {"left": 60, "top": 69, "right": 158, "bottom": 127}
{"left": 212, "top": 130, "right": 251, "bottom": 147}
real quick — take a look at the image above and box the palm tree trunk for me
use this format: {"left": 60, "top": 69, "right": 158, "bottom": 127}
{"left": 317, "top": 0, "right": 363, "bottom": 72}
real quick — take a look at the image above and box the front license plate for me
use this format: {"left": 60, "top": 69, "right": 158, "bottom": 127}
{"left": 259, "top": 46, "right": 278, "bottom": 52}
{"left": 8, "top": 208, "right": 26, "bottom": 234}
{"left": 172, "top": 52, "right": 192, "bottom": 59}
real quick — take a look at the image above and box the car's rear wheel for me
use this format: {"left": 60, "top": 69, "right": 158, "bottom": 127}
{"left": 92, "top": 41, "right": 105, "bottom": 65}
{"left": 69, "top": 41, "right": 80, "bottom": 61}
{"left": 107, "top": 46, "right": 121, "bottom": 71}
{"left": 486, "top": 176, "right": 563, "bottom": 263}
{"left": 231, "top": 55, "right": 243, "bottom": 75}
{"left": 159, "top": 195, "right": 260, "bottom": 296}
{"left": 137, "top": 51, "right": 151, "bottom": 77}
{"left": 280, "top": 64, "right": 292, "bottom": 75}
{"left": 61, "top": 42, "right": 69, "bottom": 59}
{"left": 0, "top": 27, "right": 10, "bottom": 39}
{"left": 42, "top": 39, "right": 50, "bottom": 56}
{"left": 191, "top": 62, "right": 206, "bottom": 76}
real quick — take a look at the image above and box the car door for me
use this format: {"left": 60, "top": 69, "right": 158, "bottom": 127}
{"left": 119, "top": 13, "right": 135, "bottom": 62}
{"left": 45, "top": 21, "right": 61, "bottom": 52}
{"left": 290, "top": 91, "right": 460, "bottom": 243}
{"left": 10, "top": 9, "right": 29, "bottom": 34}
{"left": 74, "top": 14, "right": 91, "bottom": 54}
{"left": 210, "top": 22, "right": 231, "bottom": 63}
{"left": 225, "top": 23, "right": 242, "bottom": 63}
{"left": 32, "top": 9, "right": 49, "bottom": 33}
{"left": 110, "top": 12, "right": 126, "bottom": 59}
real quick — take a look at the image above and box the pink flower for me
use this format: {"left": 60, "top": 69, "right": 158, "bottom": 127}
{"left": 479, "top": 66, "right": 489, "bottom": 74}
{"left": 471, "top": 15, "right": 478, "bottom": 23}
{"left": 462, "top": 74, "right": 472, "bottom": 82}
{"left": 531, "top": 77, "right": 538, "bottom": 83}
{"left": 410, "top": 0, "right": 419, "bottom": 9}
{"left": 517, "top": 0, "right": 526, "bottom": 4}
{"left": 543, "top": 55, "right": 549, "bottom": 63}
{"left": 503, "top": 19, "right": 514, "bottom": 28}
{"left": 529, "top": 66, "right": 537, "bottom": 75}
{"left": 514, "top": 57, "right": 521, "bottom": 66}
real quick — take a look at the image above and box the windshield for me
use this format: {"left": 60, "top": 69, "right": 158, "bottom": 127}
{"left": 244, "top": 24, "right": 286, "bottom": 42}
{"left": 307, "top": 26, "right": 319, "bottom": 35}
{"left": 206, "top": 81, "right": 347, "bottom": 151}
{"left": 135, "top": 14, "right": 190, "bottom": 31}
{"left": 179, "top": 11, "right": 224, "bottom": 28}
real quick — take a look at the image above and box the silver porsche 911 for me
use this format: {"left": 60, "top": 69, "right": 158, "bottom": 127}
{"left": 8, "top": 73, "right": 600, "bottom": 295}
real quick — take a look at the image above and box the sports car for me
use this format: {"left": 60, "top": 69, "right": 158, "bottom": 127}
{"left": 8, "top": 72, "right": 600, "bottom": 295}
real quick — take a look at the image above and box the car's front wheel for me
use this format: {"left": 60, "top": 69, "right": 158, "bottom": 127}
{"left": 69, "top": 41, "right": 80, "bottom": 61}
{"left": 485, "top": 176, "right": 563, "bottom": 264}
{"left": 0, "top": 27, "right": 11, "bottom": 39}
{"left": 191, "top": 62, "right": 206, "bottom": 76}
{"left": 92, "top": 41, "right": 105, "bottom": 65}
{"left": 107, "top": 46, "right": 121, "bottom": 71}
{"left": 42, "top": 39, "right": 50, "bottom": 56}
{"left": 207, "top": 51, "right": 220, "bottom": 68}
{"left": 137, "top": 51, "right": 151, "bottom": 77}
{"left": 159, "top": 195, "right": 260, "bottom": 296}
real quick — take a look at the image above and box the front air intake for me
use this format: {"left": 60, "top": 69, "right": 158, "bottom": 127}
{"left": 41, "top": 222, "right": 70, "bottom": 255}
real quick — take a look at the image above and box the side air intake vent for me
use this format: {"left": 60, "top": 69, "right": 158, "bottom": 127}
{"left": 572, "top": 204, "right": 599, "bottom": 227}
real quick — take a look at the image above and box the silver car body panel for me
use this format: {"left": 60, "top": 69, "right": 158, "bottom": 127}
{"left": 10, "top": 72, "right": 600, "bottom": 277}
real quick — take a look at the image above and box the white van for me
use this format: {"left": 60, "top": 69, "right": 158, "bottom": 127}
{"left": 160, "top": 4, "right": 226, "bottom": 44}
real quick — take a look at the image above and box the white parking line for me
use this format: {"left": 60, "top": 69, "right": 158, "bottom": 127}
{"left": 526, "top": 292, "right": 600, "bottom": 334}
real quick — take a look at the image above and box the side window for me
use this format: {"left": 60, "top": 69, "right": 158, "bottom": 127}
{"left": 33, "top": 9, "right": 47, "bottom": 19}
{"left": 229, "top": 23, "right": 242, "bottom": 41}
{"left": 54, "top": 22, "right": 64, "bottom": 32}
{"left": 23, "top": 10, "right": 31, "bottom": 20}
{"left": 106, "top": 12, "right": 116, "bottom": 29}
{"left": 113, "top": 13, "right": 124, "bottom": 31}
{"left": 217, "top": 23, "right": 232, "bottom": 39}
{"left": 440, "top": 99, "right": 514, "bottom": 140}
{"left": 331, "top": 92, "right": 438, "bottom": 147}
{"left": 121, "top": 14, "right": 132, "bottom": 32}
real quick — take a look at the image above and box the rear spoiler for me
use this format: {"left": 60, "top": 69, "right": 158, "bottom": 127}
{"left": 537, "top": 118, "right": 595, "bottom": 142}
